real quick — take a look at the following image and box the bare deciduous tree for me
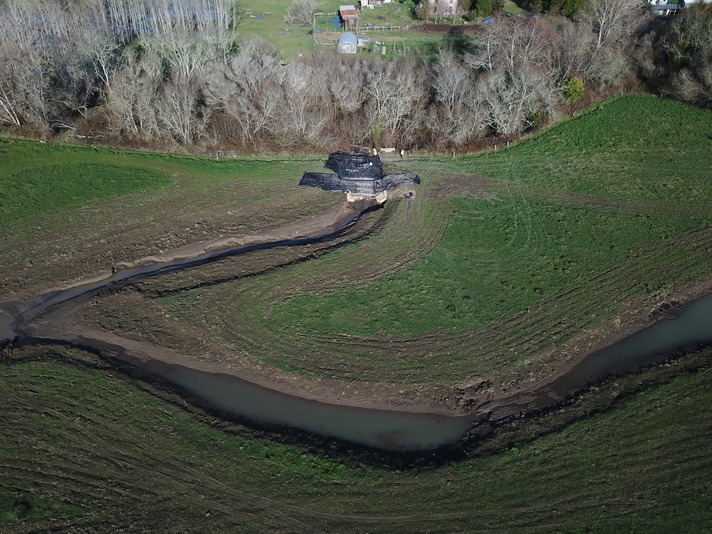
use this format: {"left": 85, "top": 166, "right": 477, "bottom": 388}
{"left": 365, "top": 60, "right": 426, "bottom": 146}
{"left": 106, "top": 49, "right": 163, "bottom": 139}
{"left": 325, "top": 55, "right": 368, "bottom": 115}
{"left": 585, "top": 0, "right": 638, "bottom": 51}
{"left": 156, "top": 70, "right": 211, "bottom": 144}
{"left": 431, "top": 49, "right": 484, "bottom": 144}
{"left": 277, "top": 61, "right": 330, "bottom": 145}
{"left": 285, "top": 0, "right": 317, "bottom": 27}
{"left": 204, "top": 38, "right": 285, "bottom": 146}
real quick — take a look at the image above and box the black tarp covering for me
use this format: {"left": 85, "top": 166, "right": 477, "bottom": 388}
{"left": 299, "top": 172, "right": 420, "bottom": 196}
{"left": 324, "top": 151, "right": 384, "bottom": 181}
{"left": 381, "top": 173, "right": 421, "bottom": 190}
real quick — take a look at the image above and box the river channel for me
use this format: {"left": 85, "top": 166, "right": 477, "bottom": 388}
{"left": 2, "top": 207, "right": 712, "bottom": 452}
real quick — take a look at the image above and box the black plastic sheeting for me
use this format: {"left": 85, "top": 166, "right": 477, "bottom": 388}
{"left": 300, "top": 151, "right": 420, "bottom": 196}
{"left": 299, "top": 172, "right": 420, "bottom": 196}
{"left": 324, "top": 151, "right": 384, "bottom": 181}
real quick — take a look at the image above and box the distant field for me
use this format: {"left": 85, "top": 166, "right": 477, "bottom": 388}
{"left": 236, "top": 0, "right": 518, "bottom": 60}
{"left": 1, "top": 345, "right": 710, "bottom": 532}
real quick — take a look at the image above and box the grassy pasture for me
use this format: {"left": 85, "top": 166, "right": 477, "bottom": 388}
{"left": 1, "top": 345, "right": 710, "bottom": 532}
{"left": 75, "top": 96, "right": 712, "bottom": 385}
{"left": 271, "top": 194, "right": 708, "bottom": 337}
{"left": 0, "top": 139, "right": 339, "bottom": 298}
{"left": 149, "top": 95, "right": 709, "bottom": 381}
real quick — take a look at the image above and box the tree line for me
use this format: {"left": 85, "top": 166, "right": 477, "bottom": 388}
{"left": 0, "top": 0, "right": 709, "bottom": 152}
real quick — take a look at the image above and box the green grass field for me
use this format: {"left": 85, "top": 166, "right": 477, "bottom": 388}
{"left": 271, "top": 194, "right": 707, "bottom": 337}
{"left": 1, "top": 345, "right": 710, "bottom": 532}
{"left": 1, "top": 94, "right": 711, "bottom": 532}
{"left": 0, "top": 139, "right": 341, "bottom": 299}
{"left": 118, "top": 95, "right": 711, "bottom": 383}
{"left": 273, "top": 97, "right": 712, "bottom": 339}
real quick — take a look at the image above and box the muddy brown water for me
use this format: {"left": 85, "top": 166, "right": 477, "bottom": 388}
{"left": 2, "top": 213, "right": 712, "bottom": 451}
{"left": 145, "top": 359, "right": 477, "bottom": 450}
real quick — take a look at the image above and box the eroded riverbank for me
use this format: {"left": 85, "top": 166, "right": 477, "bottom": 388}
{"left": 3, "top": 196, "right": 712, "bottom": 451}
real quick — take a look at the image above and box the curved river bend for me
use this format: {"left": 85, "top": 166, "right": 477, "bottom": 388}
{"left": 78, "top": 293, "right": 712, "bottom": 451}
{"left": 2, "top": 207, "right": 711, "bottom": 451}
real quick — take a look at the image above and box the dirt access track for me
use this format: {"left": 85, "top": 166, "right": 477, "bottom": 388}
{"left": 7, "top": 176, "right": 712, "bottom": 437}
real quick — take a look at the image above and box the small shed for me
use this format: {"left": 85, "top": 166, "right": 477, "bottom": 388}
{"left": 339, "top": 5, "right": 359, "bottom": 30}
{"left": 337, "top": 32, "right": 358, "bottom": 54}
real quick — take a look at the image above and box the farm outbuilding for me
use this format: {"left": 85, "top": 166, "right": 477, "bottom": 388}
{"left": 337, "top": 32, "right": 358, "bottom": 54}
{"left": 339, "top": 5, "right": 359, "bottom": 30}
{"left": 644, "top": 0, "right": 712, "bottom": 13}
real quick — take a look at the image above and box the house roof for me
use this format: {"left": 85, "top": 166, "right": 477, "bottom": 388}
{"left": 339, "top": 5, "right": 359, "bottom": 19}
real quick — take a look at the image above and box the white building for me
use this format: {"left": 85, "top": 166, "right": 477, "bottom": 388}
{"left": 428, "top": 0, "right": 459, "bottom": 17}
{"left": 644, "top": 0, "right": 712, "bottom": 14}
